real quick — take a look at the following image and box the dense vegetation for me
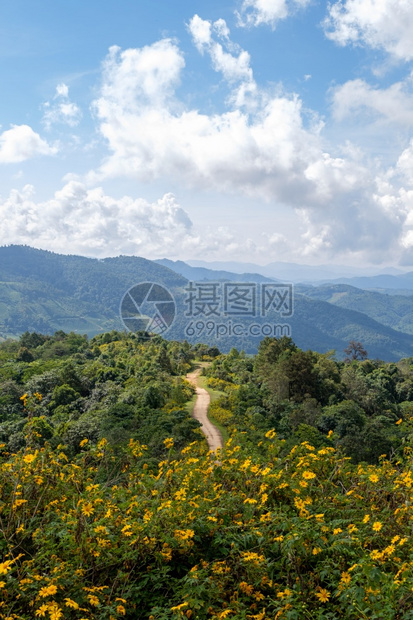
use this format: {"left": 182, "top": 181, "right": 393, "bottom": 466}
{"left": 0, "top": 330, "right": 200, "bottom": 460}
{"left": 2, "top": 332, "right": 413, "bottom": 618}
{"left": 203, "top": 336, "right": 413, "bottom": 465}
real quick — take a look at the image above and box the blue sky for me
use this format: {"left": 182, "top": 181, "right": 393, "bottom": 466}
{"left": 1, "top": 0, "right": 413, "bottom": 267}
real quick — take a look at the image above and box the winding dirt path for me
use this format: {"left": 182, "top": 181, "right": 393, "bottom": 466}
{"left": 186, "top": 368, "right": 223, "bottom": 452}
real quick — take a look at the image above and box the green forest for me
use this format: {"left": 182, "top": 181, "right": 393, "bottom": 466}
{"left": 2, "top": 331, "right": 413, "bottom": 618}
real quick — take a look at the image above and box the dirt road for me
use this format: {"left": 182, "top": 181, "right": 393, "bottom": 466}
{"left": 186, "top": 368, "right": 223, "bottom": 452}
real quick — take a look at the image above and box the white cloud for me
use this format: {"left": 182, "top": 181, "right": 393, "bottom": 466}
{"left": 91, "top": 30, "right": 368, "bottom": 210}
{"left": 396, "top": 139, "right": 413, "bottom": 185}
{"left": 97, "top": 41, "right": 184, "bottom": 112}
{"left": 0, "top": 181, "right": 240, "bottom": 259}
{"left": 188, "top": 15, "right": 256, "bottom": 106}
{"left": 0, "top": 124, "right": 57, "bottom": 163}
{"left": 331, "top": 77, "right": 413, "bottom": 125}
{"left": 81, "top": 20, "right": 413, "bottom": 265}
{"left": 324, "top": 0, "right": 413, "bottom": 61}
{"left": 236, "top": 0, "right": 311, "bottom": 29}
{"left": 42, "top": 83, "right": 82, "bottom": 130}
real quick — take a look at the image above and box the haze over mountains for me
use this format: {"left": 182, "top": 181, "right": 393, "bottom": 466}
{"left": 2, "top": 245, "right": 413, "bottom": 361}
{"left": 185, "top": 259, "right": 407, "bottom": 285}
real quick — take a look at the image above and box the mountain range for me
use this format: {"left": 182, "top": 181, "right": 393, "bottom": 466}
{"left": 1, "top": 245, "right": 413, "bottom": 361}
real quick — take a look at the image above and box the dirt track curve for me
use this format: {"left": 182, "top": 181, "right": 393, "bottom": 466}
{"left": 186, "top": 368, "right": 223, "bottom": 452}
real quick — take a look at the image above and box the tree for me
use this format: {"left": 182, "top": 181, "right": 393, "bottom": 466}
{"left": 344, "top": 340, "right": 368, "bottom": 362}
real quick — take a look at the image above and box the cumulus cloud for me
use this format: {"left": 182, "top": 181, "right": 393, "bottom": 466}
{"left": 91, "top": 24, "right": 370, "bottom": 210}
{"left": 42, "top": 83, "right": 82, "bottom": 130}
{"left": 79, "top": 16, "right": 413, "bottom": 265}
{"left": 0, "top": 124, "right": 57, "bottom": 163}
{"left": 236, "top": 0, "right": 311, "bottom": 28}
{"left": 396, "top": 139, "right": 413, "bottom": 185}
{"left": 324, "top": 0, "right": 413, "bottom": 61}
{"left": 0, "top": 181, "right": 240, "bottom": 259}
{"left": 188, "top": 15, "right": 256, "bottom": 106}
{"left": 331, "top": 77, "right": 413, "bottom": 125}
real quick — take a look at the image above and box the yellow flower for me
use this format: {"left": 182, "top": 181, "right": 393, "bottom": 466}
{"left": 277, "top": 588, "right": 292, "bottom": 599}
{"left": 35, "top": 605, "right": 49, "bottom": 617}
{"left": 312, "top": 547, "right": 322, "bottom": 555}
{"left": 171, "top": 602, "right": 188, "bottom": 612}
{"left": 370, "top": 549, "right": 383, "bottom": 560}
{"left": 64, "top": 598, "right": 79, "bottom": 609}
{"left": 369, "top": 474, "right": 379, "bottom": 483}
{"left": 372, "top": 521, "right": 382, "bottom": 532}
{"left": 396, "top": 418, "right": 403, "bottom": 425}
{"left": 174, "top": 529, "right": 195, "bottom": 542}
{"left": 82, "top": 502, "right": 94, "bottom": 517}
{"left": 164, "top": 437, "right": 174, "bottom": 449}
{"left": 239, "top": 581, "right": 254, "bottom": 595}
{"left": 315, "top": 588, "right": 330, "bottom": 603}
{"left": 362, "top": 514, "right": 370, "bottom": 523}
{"left": 0, "top": 581, "right": 5, "bottom": 588}
{"left": 117, "top": 605, "right": 126, "bottom": 615}
{"left": 341, "top": 572, "right": 351, "bottom": 585}
{"left": 39, "top": 584, "right": 58, "bottom": 597}
{"left": 12, "top": 499, "right": 28, "bottom": 509}
{"left": 333, "top": 528, "right": 343, "bottom": 535}
{"left": 79, "top": 438, "right": 88, "bottom": 447}
{"left": 302, "top": 471, "right": 316, "bottom": 480}
{"left": 0, "top": 561, "right": 12, "bottom": 575}
{"left": 88, "top": 594, "right": 100, "bottom": 606}
{"left": 23, "top": 453, "right": 36, "bottom": 464}
{"left": 48, "top": 604, "right": 63, "bottom": 620}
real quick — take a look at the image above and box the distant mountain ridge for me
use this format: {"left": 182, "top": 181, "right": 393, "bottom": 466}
{"left": 1, "top": 245, "right": 413, "bottom": 361}
{"left": 155, "top": 258, "right": 277, "bottom": 283}
{"left": 297, "top": 283, "right": 413, "bottom": 334}
{"left": 186, "top": 259, "right": 405, "bottom": 283}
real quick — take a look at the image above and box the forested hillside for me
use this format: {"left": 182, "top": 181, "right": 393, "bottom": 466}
{"left": 2, "top": 332, "right": 413, "bottom": 618}
{"left": 2, "top": 245, "right": 413, "bottom": 360}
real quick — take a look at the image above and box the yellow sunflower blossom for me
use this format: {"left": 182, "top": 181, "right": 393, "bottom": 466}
{"left": 302, "top": 471, "right": 316, "bottom": 480}
{"left": 35, "top": 605, "right": 49, "bottom": 617}
{"left": 0, "top": 561, "right": 12, "bottom": 575}
{"left": 341, "top": 572, "right": 351, "bottom": 585}
{"left": 81, "top": 502, "right": 94, "bottom": 517}
{"left": 39, "top": 584, "right": 58, "bottom": 597}
{"left": 87, "top": 594, "right": 100, "bottom": 606}
{"left": 315, "top": 588, "right": 330, "bottom": 603}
